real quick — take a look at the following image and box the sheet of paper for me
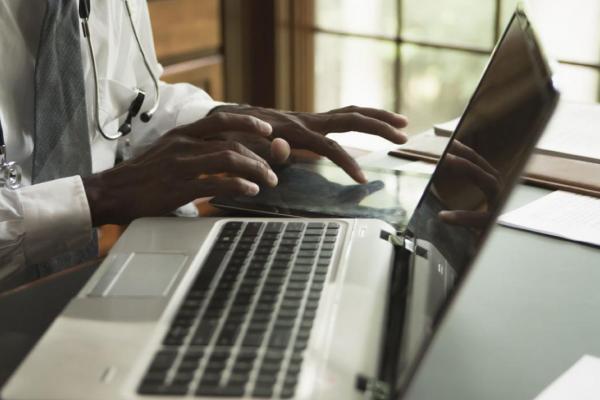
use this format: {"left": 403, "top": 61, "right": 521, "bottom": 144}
{"left": 499, "top": 191, "right": 600, "bottom": 247}
{"left": 534, "top": 355, "right": 600, "bottom": 400}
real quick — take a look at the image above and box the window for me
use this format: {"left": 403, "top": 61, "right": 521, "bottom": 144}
{"left": 313, "top": 0, "right": 600, "bottom": 149}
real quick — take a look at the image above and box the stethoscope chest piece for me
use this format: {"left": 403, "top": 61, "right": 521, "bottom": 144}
{"left": 0, "top": 145, "right": 21, "bottom": 190}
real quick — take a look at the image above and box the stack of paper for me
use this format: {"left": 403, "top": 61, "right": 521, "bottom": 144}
{"left": 433, "top": 101, "right": 600, "bottom": 164}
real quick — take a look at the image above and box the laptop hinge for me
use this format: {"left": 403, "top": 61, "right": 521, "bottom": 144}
{"left": 355, "top": 374, "right": 392, "bottom": 400}
{"left": 380, "top": 230, "right": 414, "bottom": 253}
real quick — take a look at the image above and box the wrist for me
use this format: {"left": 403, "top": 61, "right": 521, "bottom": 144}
{"left": 82, "top": 173, "right": 113, "bottom": 227}
{"left": 208, "top": 104, "right": 252, "bottom": 116}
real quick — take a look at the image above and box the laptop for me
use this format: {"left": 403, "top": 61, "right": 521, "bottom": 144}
{"left": 2, "top": 6, "right": 558, "bottom": 400}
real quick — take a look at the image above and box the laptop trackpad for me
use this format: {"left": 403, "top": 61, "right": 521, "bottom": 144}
{"left": 90, "top": 253, "right": 188, "bottom": 297}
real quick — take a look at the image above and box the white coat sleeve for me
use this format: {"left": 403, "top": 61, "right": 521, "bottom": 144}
{"left": 0, "top": 176, "right": 92, "bottom": 281}
{"left": 126, "top": 0, "right": 229, "bottom": 156}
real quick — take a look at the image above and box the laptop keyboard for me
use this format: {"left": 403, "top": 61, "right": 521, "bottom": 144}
{"left": 138, "top": 221, "right": 340, "bottom": 398}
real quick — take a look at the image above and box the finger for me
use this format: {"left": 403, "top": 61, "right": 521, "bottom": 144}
{"left": 270, "top": 138, "right": 291, "bottom": 164}
{"left": 177, "top": 149, "right": 278, "bottom": 187}
{"left": 449, "top": 141, "right": 500, "bottom": 179}
{"left": 445, "top": 154, "right": 500, "bottom": 201}
{"left": 186, "top": 112, "right": 273, "bottom": 138}
{"left": 438, "top": 210, "right": 490, "bottom": 229}
{"left": 316, "top": 112, "right": 407, "bottom": 144}
{"left": 190, "top": 175, "right": 261, "bottom": 198}
{"left": 198, "top": 140, "right": 272, "bottom": 168}
{"left": 327, "top": 106, "right": 408, "bottom": 129}
{"left": 305, "top": 132, "right": 367, "bottom": 183}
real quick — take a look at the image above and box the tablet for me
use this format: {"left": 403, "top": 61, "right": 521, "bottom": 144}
{"left": 210, "top": 160, "right": 431, "bottom": 230}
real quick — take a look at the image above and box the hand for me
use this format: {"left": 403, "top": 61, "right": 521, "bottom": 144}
{"left": 434, "top": 141, "right": 502, "bottom": 229}
{"left": 83, "top": 113, "right": 278, "bottom": 226}
{"left": 209, "top": 105, "right": 408, "bottom": 183}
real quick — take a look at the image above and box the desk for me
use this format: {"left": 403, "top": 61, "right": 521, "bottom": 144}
{"left": 403, "top": 183, "right": 600, "bottom": 400}
{"left": 2, "top": 152, "right": 600, "bottom": 399}
{"left": 361, "top": 152, "right": 600, "bottom": 400}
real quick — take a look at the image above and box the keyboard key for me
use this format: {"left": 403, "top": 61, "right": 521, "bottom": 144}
{"left": 199, "top": 371, "right": 223, "bottom": 388}
{"left": 299, "top": 243, "right": 319, "bottom": 251}
{"left": 192, "top": 321, "right": 218, "bottom": 346}
{"left": 149, "top": 350, "right": 177, "bottom": 370}
{"left": 260, "top": 361, "right": 283, "bottom": 374}
{"left": 242, "top": 332, "right": 265, "bottom": 347}
{"left": 281, "top": 387, "right": 296, "bottom": 398}
{"left": 232, "top": 360, "right": 254, "bottom": 374}
{"left": 172, "top": 371, "right": 195, "bottom": 386}
{"left": 255, "top": 374, "right": 278, "bottom": 386}
{"left": 285, "top": 222, "right": 305, "bottom": 232}
{"left": 265, "top": 222, "right": 284, "bottom": 233}
{"left": 253, "top": 387, "right": 274, "bottom": 398}
{"left": 269, "top": 329, "right": 292, "bottom": 348}
{"left": 141, "top": 370, "right": 168, "bottom": 384}
{"left": 139, "top": 383, "right": 188, "bottom": 396}
{"left": 277, "top": 309, "right": 298, "bottom": 320}
{"left": 237, "top": 348, "right": 259, "bottom": 362}
{"left": 320, "top": 251, "right": 333, "bottom": 258}
{"left": 264, "top": 350, "right": 285, "bottom": 363}
{"left": 307, "top": 222, "right": 326, "bottom": 229}
{"left": 280, "top": 298, "right": 302, "bottom": 309}
{"left": 287, "top": 282, "right": 307, "bottom": 291}
{"left": 178, "top": 359, "right": 201, "bottom": 372}
{"left": 228, "top": 373, "right": 250, "bottom": 387}
{"left": 220, "top": 386, "right": 246, "bottom": 396}
{"left": 304, "top": 229, "right": 323, "bottom": 236}
{"left": 244, "top": 222, "right": 263, "bottom": 236}
{"left": 217, "top": 327, "right": 240, "bottom": 347}
{"left": 273, "top": 318, "right": 295, "bottom": 329}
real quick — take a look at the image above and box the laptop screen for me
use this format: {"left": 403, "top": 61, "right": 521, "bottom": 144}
{"left": 394, "top": 7, "right": 559, "bottom": 391}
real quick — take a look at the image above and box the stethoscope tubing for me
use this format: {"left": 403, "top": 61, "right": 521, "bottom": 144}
{"left": 83, "top": 0, "right": 161, "bottom": 141}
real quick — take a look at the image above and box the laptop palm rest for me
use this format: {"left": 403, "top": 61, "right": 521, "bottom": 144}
{"left": 88, "top": 253, "right": 188, "bottom": 298}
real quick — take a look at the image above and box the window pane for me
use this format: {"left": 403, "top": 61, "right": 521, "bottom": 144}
{"left": 399, "top": 45, "right": 487, "bottom": 134}
{"left": 314, "top": 34, "right": 398, "bottom": 150}
{"left": 402, "top": 0, "right": 496, "bottom": 48}
{"left": 554, "top": 64, "right": 599, "bottom": 102}
{"left": 315, "top": 34, "right": 396, "bottom": 112}
{"left": 316, "top": 0, "right": 397, "bottom": 37}
{"left": 502, "top": 0, "right": 600, "bottom": 64}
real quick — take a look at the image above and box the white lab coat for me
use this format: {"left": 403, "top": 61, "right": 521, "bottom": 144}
{"left": 0, "top": 0, "right": 221, "bottom": 284}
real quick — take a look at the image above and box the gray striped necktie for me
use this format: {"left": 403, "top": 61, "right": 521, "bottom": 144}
{"left": 32, "top": 0, "right": 97, "bottom": 276}
{"left": 32, "top": 0, "right": 92, "bottom": 183}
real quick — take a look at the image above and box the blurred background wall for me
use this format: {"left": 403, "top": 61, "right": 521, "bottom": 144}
{"left": 150, "top": 0, "right": 600, "bottom": 148}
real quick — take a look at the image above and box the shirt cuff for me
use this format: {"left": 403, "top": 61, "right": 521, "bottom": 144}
{"left": 18, "top": 176, "right": 93, "bottom": 265}
{"left": 175, "top": 101, "right": 235, "bottom": 126}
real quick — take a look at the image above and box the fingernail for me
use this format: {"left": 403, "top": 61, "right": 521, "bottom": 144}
{"left": 268, "top": 170, "right": 278, "bottom": 186}
{"left": 259, "top": 121, "right": 273, "bottom": 134}
{"left": 358, "top": 170, "right": 368, "bottom": 183}
{"left": 396, "top": 132, "right": 408, "bottom": 143}
{"left": 246, "top": 183, "right": 260, "bottom": 196}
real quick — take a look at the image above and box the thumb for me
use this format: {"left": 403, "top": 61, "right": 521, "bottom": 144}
{"left": 270, "top": 138, "right": 291, "bottom": 164}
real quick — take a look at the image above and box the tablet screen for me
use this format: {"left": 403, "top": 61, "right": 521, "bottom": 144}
{"left": 211, "top": 160, "right": 431, "bottom": 230}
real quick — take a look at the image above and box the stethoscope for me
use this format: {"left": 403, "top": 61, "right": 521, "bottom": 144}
{"left": 0, "top": 118, "right": 22, "bottom": 190}
{"left": 79, "top": 0, "right": 161, "bottom": 140}
{"left": 0, "top": 0, "right": 162, "bottom": 189}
